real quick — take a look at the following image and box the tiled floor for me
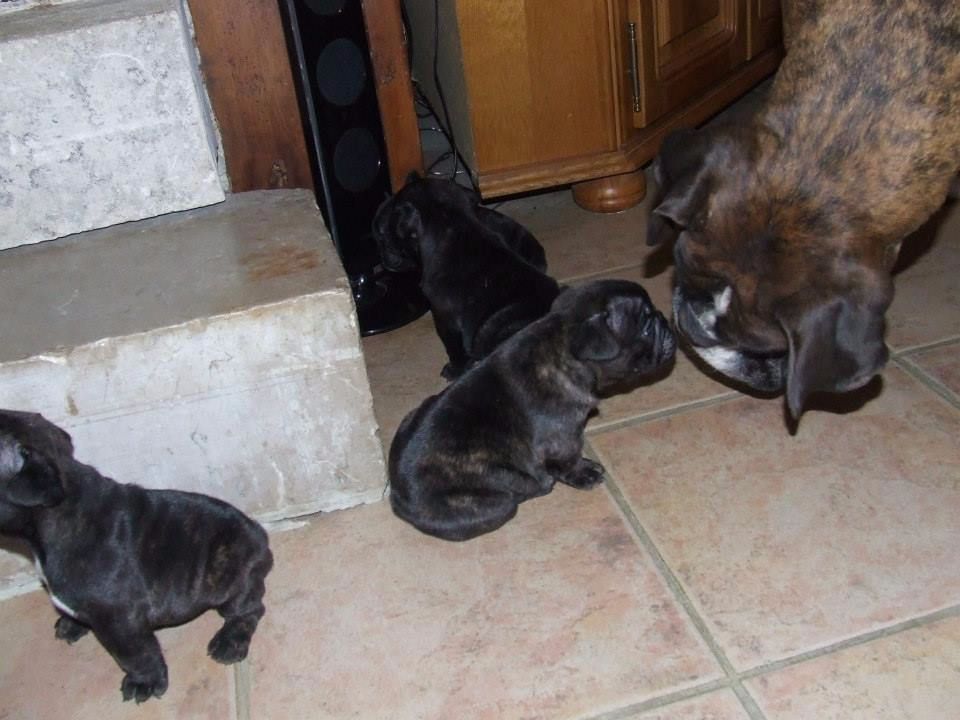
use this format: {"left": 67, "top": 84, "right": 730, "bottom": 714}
{"left": 2, "top": 186, "right": 959, "bottom": 719}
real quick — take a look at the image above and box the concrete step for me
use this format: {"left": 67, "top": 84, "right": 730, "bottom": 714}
{"left": 0, "top": 0, "right": 224, "bottom": 249}
{"left": 0, "top": 190, "right": 387, "bottom": 594}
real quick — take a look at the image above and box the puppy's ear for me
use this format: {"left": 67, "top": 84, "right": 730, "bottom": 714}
{"left": 0, "top": 445, "right": 65, "bottom": 508}
{"left": 776, "top": 287, "right": 891, "bottom": 420}
{"left": 570, "top": 297, "right": 639, "bottom": 362}
{"left": 375, "top": 201, "right": 423, "bottom": 272}
{"left": 648, "top": 128, "right": 712, "bottom": 246}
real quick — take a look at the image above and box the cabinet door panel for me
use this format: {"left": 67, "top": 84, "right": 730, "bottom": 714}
{"left": 631, "top": 0, "right": 748, "bottom": 128}
{"left": 457, "top": 0, "right": 620, "bottom": 173}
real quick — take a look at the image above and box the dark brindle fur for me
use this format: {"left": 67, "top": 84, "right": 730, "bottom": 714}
{"left": 0, "top": 410, "right": 273, "bottom": 703}
{"left": 648, "top": 0, "right": 960, "bottom": 420}
{"left": 373, "top": 174, "right": 560, "bottom": 379}
{"left": 388, "top": 280, "right": 675, "bottom": 541}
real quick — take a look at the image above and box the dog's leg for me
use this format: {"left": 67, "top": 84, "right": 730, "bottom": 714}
{"left": 207, "top": 553, "right": 271, "bottom": 664}
{"left": 554, "top": 457, "right": 606, "bottom": 489}
{"left": 391, "top": 466, "right": 552, "bottom": 541}
{"left": 433, "top": 314, "right": 470, "bottom": 379}
{"left": 92, "top": 623, "right": 169, "bottom": 703}
{"left": 392, "top": 487, "right": 520, "bottom": 541}
{"left": 54, "top": 614, "right": 90, "bottom": 644}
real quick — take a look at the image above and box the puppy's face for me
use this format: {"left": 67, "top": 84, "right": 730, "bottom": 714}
{"left": 557, "top": 280, "right": 676, "bottom": 393}
{"left": 648, "top": 127, "right": 893, "bottom": 419}
{"left": 0, "top": 411, "right": 71, "bottom": 512}
{"left": 372, "top": 173, "right": 481, "bottom": 272}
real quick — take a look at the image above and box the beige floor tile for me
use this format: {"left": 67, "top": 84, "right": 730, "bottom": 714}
{"left": 887, "top": 200, "right": 960, "bottom": 350}
{"left": 590, "top": 366, "right": 960, "bottom": 669}
{"left": 904, "top": 341, "right": 960, "bottom": 398}
{"left": 495, "top": 182, "right": 655, "bottom": 283}
{"left": 620, "top": 690, "right": 750, "bottom": 719}
{"left": 0, "top": 589, "right": 235, "bottom": 720}
{"left": 247, "top": 485, "right": 721, "bottom": 720}
{"left": 746, "top": 614, "right": 960, "bottom": 720}
{"left": 362, "top": 311, "right": 448, "bottom": 446}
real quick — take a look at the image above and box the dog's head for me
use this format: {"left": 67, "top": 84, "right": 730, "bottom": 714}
{"left": 647, "top": 127, "right": 894, "bottom": 419}
{"left": 556, "top": 279, "right": 676, "bottom": 394}
{"left": 0, "top": 411, "right": 73, "bottom": 511}
{"left": 372, "top": 172, "right": 482, "bottom": 272}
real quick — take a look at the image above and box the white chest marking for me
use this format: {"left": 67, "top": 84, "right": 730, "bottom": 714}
{"left": 33, "top": 556, "right": 79, "bottom": 619}
{"left": 691, "top": 345, "right": 741, "bottom": 375}
{"left": 714, "top": 286, "right": 733, "bottom": 315}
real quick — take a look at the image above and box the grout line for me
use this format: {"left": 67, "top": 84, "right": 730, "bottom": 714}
{"left": 893, "top": 356, "right": 960, "bottom": 411}
{"left": 579, "top": 678, "right": 731, "bottom": 720}
{"left": 582, "top": 603, "right": 960, "bottom": 720}
{"left": 587, "top": 441, "right": 960, "bottom": 720}
{"left": 587, "top": 444, "right": 768, "bottom": 720}
{"left": 558, "top": 261, "right": 654, "bottom": 286}
{"left": 738, "top": 604, "right": 960, "bottom": 681}
{"left": 890, "top": 334, "right": 960, "bottom": 358}
{"left": 586, "top": 391, "right": 741, "bottom": 435}
{"left": 234, "top": 658, "right": 252, "bottom": 720}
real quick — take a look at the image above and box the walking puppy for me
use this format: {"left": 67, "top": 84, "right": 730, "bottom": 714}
{"left": 648, "top": 0, "right": 960, "bottom": 420}
{"left": 389, "top": 279, "right": 675, "bottom": 541}
{"left": 0, "top": 410, "right": 273, "bottom": 703}
{"left": 373, "top": 174, "right": 560, "bottom": 379}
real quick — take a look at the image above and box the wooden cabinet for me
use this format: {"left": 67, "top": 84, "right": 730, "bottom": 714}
{"left": 631, "top": 1, "right": 748, "bottom": 128}
{"left": 405, "top": 0, "right": 782, "bottom": 210}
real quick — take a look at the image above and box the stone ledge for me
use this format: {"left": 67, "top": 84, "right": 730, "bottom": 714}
{"left": 0, "top": 0, "right": 224, "bottom": 247}
{"left": 0, "top": 190, "right": 387, "bottom": 592}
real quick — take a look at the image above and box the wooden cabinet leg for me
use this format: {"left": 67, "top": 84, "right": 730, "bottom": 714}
{"left": 572, "top": 169, "right": 647, "bottom": 213}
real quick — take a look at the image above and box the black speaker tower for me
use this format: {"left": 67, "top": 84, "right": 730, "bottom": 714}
{"left": 281, "top": 0, "right": 428, "bottom": 335}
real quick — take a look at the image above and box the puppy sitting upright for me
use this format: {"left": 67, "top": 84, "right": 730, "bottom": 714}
{"left": 389, "top": 279, "right": 675, "bottom": 541}
{"left": 373, "top": 174, "right": 560, "bottom": 379}
{"left": 0, "top": 410, "right": 273, "bottom": 703}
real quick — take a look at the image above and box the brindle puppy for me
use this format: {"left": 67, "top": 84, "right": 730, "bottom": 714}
{"left": 373, "top": 174, "right": 560, "bottom": 379}
{"left": 388, "top": 279, "right": 675, "bottom": 541}
{"left": 648, "top": 0, "right": 960, "bottom": 420}
{"left": 0, "top": 410, "right": 273, "bottom": 703}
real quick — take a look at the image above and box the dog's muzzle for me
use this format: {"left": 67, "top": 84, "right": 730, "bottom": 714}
{"left": 672, "top": 286, "right": 785, "bottom": 393}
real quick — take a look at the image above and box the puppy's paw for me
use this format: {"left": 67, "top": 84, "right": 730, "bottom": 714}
{"left": 54, "top": 616, "right": 90, "bottom": 644}
{"left": 121, "top": 671, "right": 167, "bottom": 703}
{"left": 441, "top": 361, "right": 469, "bottom": 381}
{"left": 207, "top": 623, "right": 252, "bottom": 664}
{"left": 562, "top": 458, "right": 606, "bottom": 489}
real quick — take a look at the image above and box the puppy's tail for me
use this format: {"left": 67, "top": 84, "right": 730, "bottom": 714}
{"left": 389, "top": 487, "right": 518, "bottom": 542}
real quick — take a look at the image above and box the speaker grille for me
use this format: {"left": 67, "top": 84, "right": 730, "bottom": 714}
{"left": 304, "top": 0, "right": 346, "bottom": 16}
{"left": 315, "top": 38, "right": 367, "bottom": 107}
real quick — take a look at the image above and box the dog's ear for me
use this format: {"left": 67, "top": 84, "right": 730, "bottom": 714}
{"left": 648, "top": 128, "right": 712, "bottom": 247}
{"left": 0, "top": 444, "right": 65, "bottom": 508}
{"left": 374, "top": 201, "right": 423, "bottom": 272}
{"left": 776, "top": 288, "right": 890, "bottom": 420}
{"left": 571, "top": 296, "right": 639, "bottom": 362}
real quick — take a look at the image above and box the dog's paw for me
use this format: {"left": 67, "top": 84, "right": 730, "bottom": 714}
{"left": 121, "top": 672, "right": 167, "bottom": 703}
{"left": 441, "top": 361, "right": 468, "bottom": 381}
{"left": 207, "top": 624, "right": 252, "bottom": 665}
{"left": 562, "top": 458, "right": 606, "bottom": 489}
{"left": 54, "top": 616, "right": 90, "bottom": 644}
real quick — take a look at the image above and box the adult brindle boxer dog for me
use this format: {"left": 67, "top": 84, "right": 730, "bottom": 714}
{"left": 648, "top": 0, "right": 960, "bottom": 421}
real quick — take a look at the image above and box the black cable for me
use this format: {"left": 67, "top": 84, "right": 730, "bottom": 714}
{"left": 428, "top": 0, "right": 480, "bottom": 194}
{"left": 432, "top": 0, "right": 457, "bottom": 180}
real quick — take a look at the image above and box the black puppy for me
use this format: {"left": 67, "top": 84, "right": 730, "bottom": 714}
{"left": 0, "top": 410, "right": 273, "bottom": 703}
{"left": 373, "top": 174, "right": 560, "bottom": 379}
{"left": 389, "top": 279, "right": 676, "bottom": 541}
